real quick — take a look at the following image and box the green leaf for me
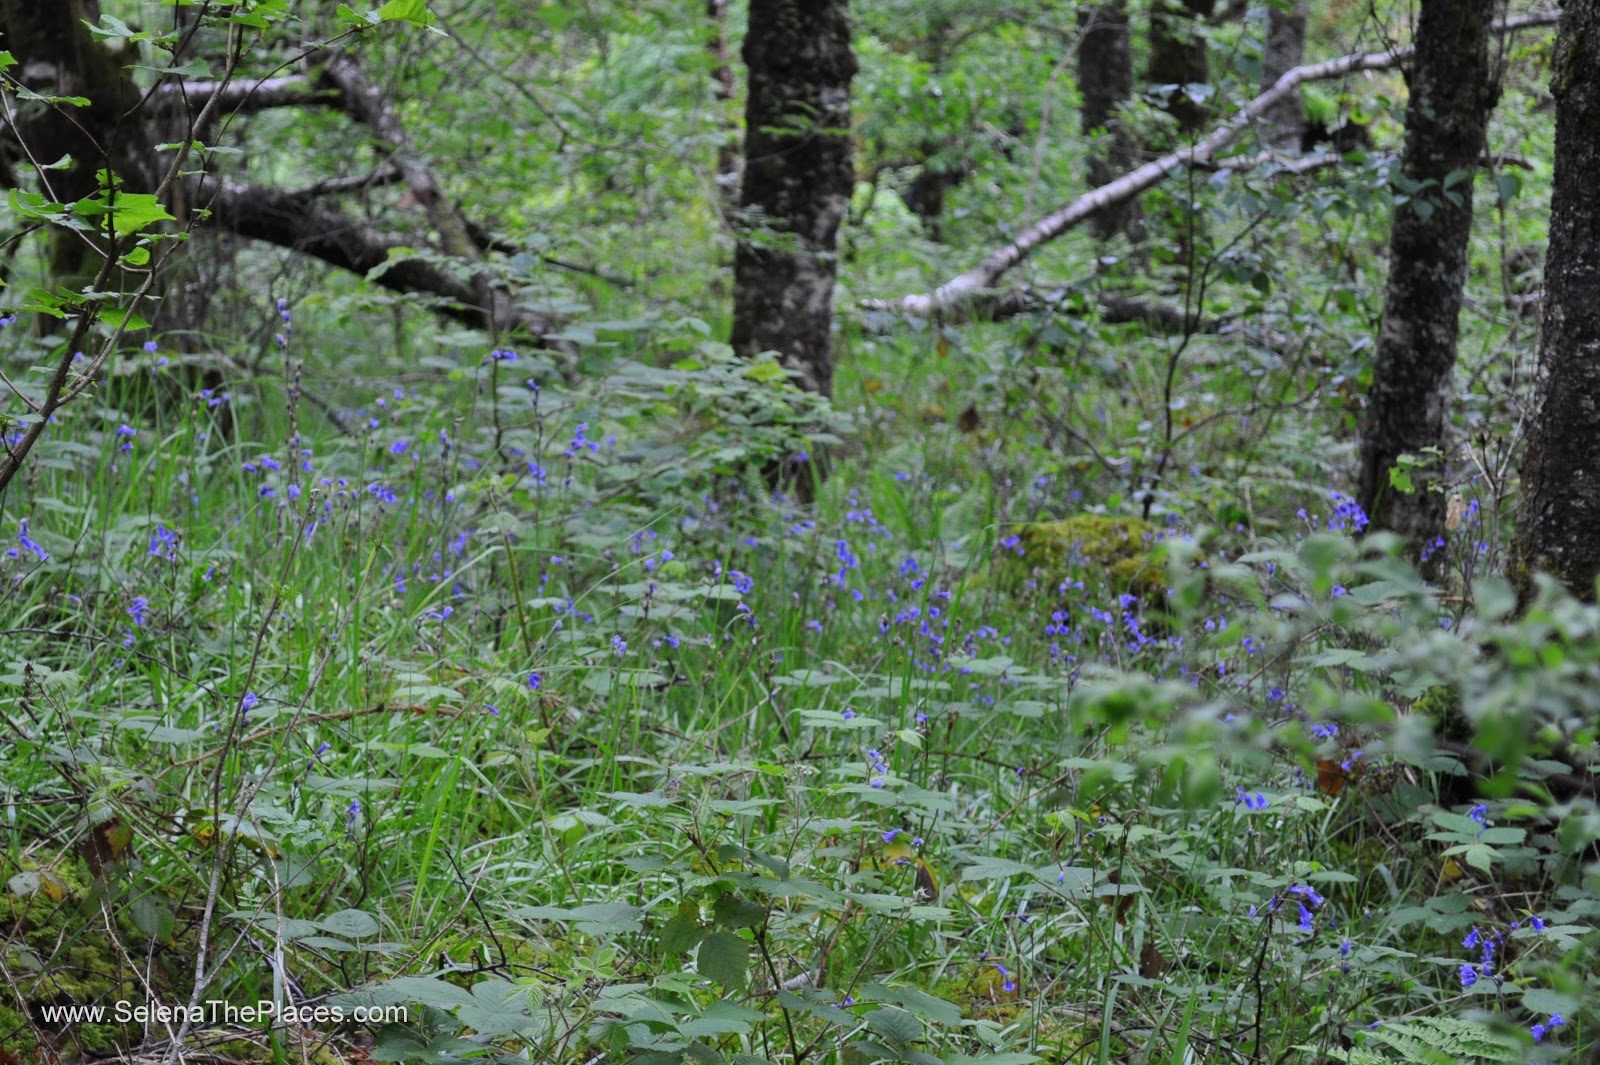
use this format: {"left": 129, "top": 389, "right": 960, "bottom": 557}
{"left": 960, "top": 856, "right": 1030, "bottom": 882}
{"left": 1388, "top": 465, "right": 1414, "bottom": 494}
{"left": 101, "top": 306, "right": 151, "bottom": 331}
{"left": 128, "top": 895, "right": 175, "bottom": 940}
{"left": 515, "top": 901, "right": 642, "bottom": 934}
{"left": 660, "top": 903, "right": 708, "bottom": 955}
{"left": 712, "top": 893, "right": 766, "bottom": 930}
{"left": 697, "top": 930, "right": 748, "bottom": 988}
{"left": 319, "top": 909, "right": 381, "bottom": 938}
{"left": 376, "top": 0, "right": 441, "bottom": 29}
{"left": 864, "top": 1005, "right": 922, "bottom": 1048}
{"left": 454, "top": 978, "right": 538, "bottom": 1037}
{"left": 75, "top": 191, "right": 175, "bottom": 236}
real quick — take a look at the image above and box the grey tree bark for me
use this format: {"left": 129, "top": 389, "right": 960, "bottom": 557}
{"left": 707, "top": 0, "right": 739, "bottom": 200}
{"left": 1148, "top": 0, "right": 1216, "bottom": 135}
{"left": 1514, "top": 0, "right": 1600, "bottom": 601}
{"left": 1354, "top": 0, "right": 1499, "bottom": 576}
{"left": 730, "top": 0, "right": 857, "bottom": 398}
{"left": 1259, "top": 2, "right": 1308, "bottom": 148}
{"left": 1078, "top": 2, "right": 1143, "bottom": 241}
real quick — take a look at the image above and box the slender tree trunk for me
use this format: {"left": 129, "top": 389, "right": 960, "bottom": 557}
{"left": 1260, "top": 2, "right": 1308, "bottom": 148}
{"left": 1514, "top": 0, "right": 1600, "bottom": 601}
{"left": 1355, "top": 0, "right": 1499, "bottom": 575}
{"left": 707, "top": 0, "right": 739, "bottom": 200}
{"left": 730, "top": 0, "right": 857, "bottom": 398}
{"left": 1078, "top": 2, "right": 1143, "bottom": 241}
{"left": 1148, "top": 0, "right": 1216, "bottom": 135}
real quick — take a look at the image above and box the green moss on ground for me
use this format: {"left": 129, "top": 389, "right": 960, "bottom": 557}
{"left": 1, "top": 858, "right": 140, "bottom": 1056}
{"left": 1002, "top": 515, "right": 1167, "bottom": 599}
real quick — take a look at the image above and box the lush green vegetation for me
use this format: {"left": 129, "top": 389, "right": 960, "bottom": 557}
{"left": 0, "top": 2, "right": 1594, "bottom": 1064}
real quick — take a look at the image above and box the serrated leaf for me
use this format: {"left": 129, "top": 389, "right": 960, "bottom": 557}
{"left": 697, "top": 930, "right": 748, "bottom": 988}
{"left": 712, "top": 893, "right": 766, "bottom": 930}
{"left": 864, "top": 1005, "right": 921, "bottom": 1048}
{"left": 661, "top": 903, "right": 708, "bottom": 955}
{"left": 454, "top": 978, "right": 539, "bottom": 1037}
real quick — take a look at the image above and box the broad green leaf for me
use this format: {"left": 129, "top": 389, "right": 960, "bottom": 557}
{"left": 128, "top": 895, "right": 176, "bottom": 941}
{"left": 697, "top": 930, "right": 748, "bottom": 988}
{"left": 377, "top": 0, "right": 436, "bottom": 26}
{"left": 319, "top": 909, "right": 381, "bottom": 938}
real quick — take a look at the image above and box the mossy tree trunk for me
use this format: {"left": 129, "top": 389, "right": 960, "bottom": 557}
{"left": 730, "top": 0, "right": 857, "bottom": 398}
{"left": 1078, "top": 2, "right": 1143, "bottom": 242}
{"left": 1355, "top": 0, "right": 1499, "bottom": 576}
{"left": 1147, "top": 0, "right": 1216, "bottom": 135}
{"left": 1514, "top": 0, "right": 1600, "bottom": 601}
{"left": 0, "top": 0, "right": 155, "bottom": 288}
{"left": 1259, "top": 1, "right": 1308, "bottom": 148}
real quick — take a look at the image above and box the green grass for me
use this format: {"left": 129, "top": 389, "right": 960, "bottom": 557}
{"left": 0, "top": 308, "right": 1593, "bottom": 1064}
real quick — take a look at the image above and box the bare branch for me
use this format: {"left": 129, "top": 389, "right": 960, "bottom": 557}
{"left": 283, "top": 165, "right": 405, "bottom": 198}
{"left": 864, "top": 11, "right": 1562, "bottom": 317}
{"left": 152, "top": 74, "right": 335, "bottom": 114}
{"left": 191, "top": 175, "right": 554, "bottom": 338}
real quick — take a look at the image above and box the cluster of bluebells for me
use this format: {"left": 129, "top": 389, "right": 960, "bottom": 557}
{"left": 1234, "top": 786, "right": 1269, "bottom": 810}
{"left": 1298, "top": 491, "right": 1370, "bottom": 535}
{"left": 9, "top": 519, "right": 48, "bottom": 563}
{"left": 863, "top": 744, "right": 890, "bottom": 787}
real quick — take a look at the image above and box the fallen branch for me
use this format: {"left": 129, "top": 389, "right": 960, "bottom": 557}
{"left": 283, "top": 165, "right": 405, "bottom": 198}
{"left": 192, "top": 174, "right": 554, "bottom": 337}
{"left": 865, "top": 11, "right": 1562, "bottom": 317}
{"left": 152, "top": 74, "right": 334, "bottom": 114}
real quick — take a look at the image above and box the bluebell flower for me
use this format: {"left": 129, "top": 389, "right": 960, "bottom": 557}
{"left": 1289, "top": 885, "right": 1326, "bottom": 908}
{"left": 1459, "top": 964, "right": 1478, "bottom": 989}
{"left": 17, "top": 520, "right": 48, "bottom": 562}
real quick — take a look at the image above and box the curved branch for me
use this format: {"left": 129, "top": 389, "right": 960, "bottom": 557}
{"left": 191, "top": 175, "right": 553, "bottom": 337}
{"left": 152, "top": 75, "right": 335, "bottom": 114}
{"left": 865, "top": 11, "right": 1561, "bottom": 317}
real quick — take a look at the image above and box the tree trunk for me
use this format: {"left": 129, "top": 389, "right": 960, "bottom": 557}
{"left": 1355, "top": 0, "right": 1499, "bottom": 575}
{"left": 1078, "top": 2, "right": 1143, "bottom": 241}
{"left": 0, "top": 0, "right": 156, "bottom": 287}
{"left": 730, "top": 0, "right": 857, "bottom": 398}
{"left": 1148, "top": 0, "right": 1216, "bottom": 136}
{"left": 1259, "top": 2, "right": 1308, "bottom": 148}
{"left": 707, "top": 0, "right": 739, "bottom": 200}
{"left": 1514, "top": 0, "right": 1600, "bottom": 602}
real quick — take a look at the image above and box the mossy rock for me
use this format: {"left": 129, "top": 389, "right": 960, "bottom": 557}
{"left": 1001, "top": 515, "right": 1167, "bottom": 599}
{"left": 1, "top": 858, "right": 142, "bottom": 1056}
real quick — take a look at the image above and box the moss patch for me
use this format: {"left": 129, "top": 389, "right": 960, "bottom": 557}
{"left": 1002, "top": 515, "right": 1167, "bottom": 599}
{"left": 1, "top": 858, "right": 142, "bottom": 1057}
